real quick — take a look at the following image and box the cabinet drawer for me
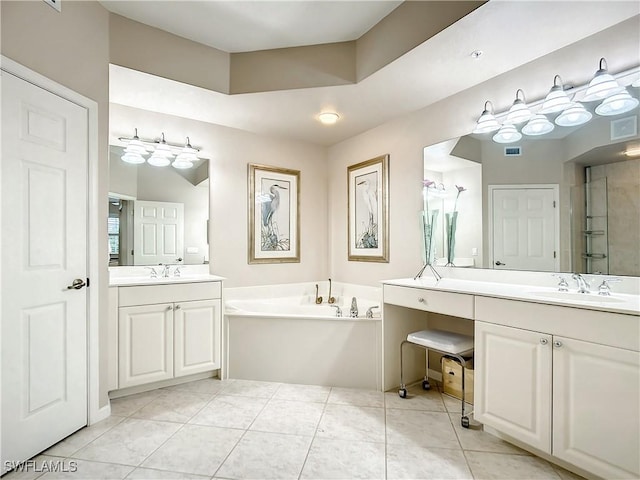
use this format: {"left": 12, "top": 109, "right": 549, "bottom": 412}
{"left": 384, "top": 285, "right": 474, "bottom": 319}
{"left": 119, "top": 281, "right": 221, "bottom": 307}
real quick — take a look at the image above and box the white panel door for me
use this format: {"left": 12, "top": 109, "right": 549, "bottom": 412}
{"left": 553, "top": 337, "right": 640, "bottom": 479}
{"left": 118, "top": 304, "right": 174, "bottom": 388}
{"left": 1, "top": 71, "right": 88, "bottom": 472}
{"left": 174, "top": 299, "right": 221, "bottom": 377}
{"left": 474, "top": 321, "right": 552, "bottom": 453}
{"left": 491, "top": 186, "right": 557, "bottom": 271}
{"left": 133, "top": 200, "right": 184, "bottom": 265}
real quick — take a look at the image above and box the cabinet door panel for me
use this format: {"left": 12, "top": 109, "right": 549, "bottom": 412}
{"left": 119, "top": 304, "right": 174, "bottom": 388}
{"left": 553, "top": 337, "right": 640, "bottom": 479}
{"left": 475, "top": 321, "right": 552, "bottom": 453}
{"left": 174, "top": 299, "right": 221, "bottom": 377}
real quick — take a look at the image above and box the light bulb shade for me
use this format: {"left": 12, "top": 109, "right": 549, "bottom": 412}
{"left": 555, "top": 102, "right": 592, "bottom": 127}
{"left": 124, "top": 138, "right": 147, "bottom": 155}
{"left": 582, "top": 59, "right": 623, "bottom": 102}
{"left": 473, "top": 102, "right": 501, "bottom": 134}
{"left": 522, "top": 114, "right": 555, "bottom": 136}
{"left": 594, "top": 90, "right": 639, "bottom": 116}
{"left": 318, "top": 112, "right": 340, "bottom": 124}
{"left": 153, "top": 142, "right": 174, "bottom": 158}
{"left": 505, "top": 90, "right": 533, "bottom": 124}
{"left": 172, "top": 158, "right": 194, "bottom": 169}
{"left": 492, "top": 124, "right": 522, "bottom": 144}
{"left": 147, "top": 153, "right": 171, "bottom": 167}
{"left": 632, "top": 77, "right": 640, "bottom": 88}
{"left": 539, "top": 82, "right": 572, "bottom": 114}
{"left": 121, "top": 152, "right": 145, "bottom": 164}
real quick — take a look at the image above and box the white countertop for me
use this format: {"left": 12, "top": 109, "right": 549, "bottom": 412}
{"left": 382, "top": 277, "right": 640, "bottom": 316}
{"left": 109, "top": 265, "right": 224, "bottom": 287}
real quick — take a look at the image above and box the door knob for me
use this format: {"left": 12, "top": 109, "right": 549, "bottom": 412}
{"left": 66, "top": 278, "right": 86, "bottom": 290}
{"left": 540, "top": 338, "right": 548, "bottom": 345}
{"left": 495, "top": 261, "right": 506, "bottom": 266}
{"left": 553, "top": 340, "right": 563, "bottom": 348}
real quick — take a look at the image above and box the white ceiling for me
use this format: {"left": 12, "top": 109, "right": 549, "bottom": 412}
{"left": 99, "top": 0, "right": 402, "bottom": 52}
{"left": 107, "top": 1, "right": 640, "bottom": 148}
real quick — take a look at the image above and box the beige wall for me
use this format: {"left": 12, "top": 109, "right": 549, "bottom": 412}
{"left": 110, "top": 104, "right": 329, "bottom": 287}
{"left": 1, "top": 0, "right": 111, "bottom": 407}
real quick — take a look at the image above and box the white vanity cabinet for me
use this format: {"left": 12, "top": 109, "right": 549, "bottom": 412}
{"left": 474, "top": 298, "right": 640, "bottom": 480}
{"left": 111, "top": 280, "right": 222, "bottom": 391}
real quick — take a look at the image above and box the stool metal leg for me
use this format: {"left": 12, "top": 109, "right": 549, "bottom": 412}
{"left": 398, "top": 341, "right": 408, "bottom": 398}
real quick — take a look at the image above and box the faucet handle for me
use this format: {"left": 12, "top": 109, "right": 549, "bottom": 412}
{"left": 598, "top": 277, "right": 622, "bottom": 296}
{"left": 365, "top": 306, "right": 380, "bottom": 318}
{"left": 552, "top": 274, "right": 569, "bottom": 292}
{"left": 329, "top": 305, "right": 342, "bottom": 317}
{"left": 173, "top": 266, "right": 182, "bottom": 277}
{"left": 145, "top": 266, "right": 159, "bottom": 278}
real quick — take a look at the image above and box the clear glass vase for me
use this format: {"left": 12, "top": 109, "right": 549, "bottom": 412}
{"left": 445, "top": 211, "right": 458, "bottom": 266}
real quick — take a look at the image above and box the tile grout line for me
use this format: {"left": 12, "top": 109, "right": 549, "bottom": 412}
{"left": 296, "top": 385, "right": 334, "bottom": 480}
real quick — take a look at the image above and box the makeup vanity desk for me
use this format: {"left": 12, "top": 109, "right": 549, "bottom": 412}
{"left": 381, "top": 275, "right": 640, "bottom": 480}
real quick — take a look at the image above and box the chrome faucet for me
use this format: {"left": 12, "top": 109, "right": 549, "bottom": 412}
{"left": 330, "top": 305, "right": 342, "bottom": 317}
{"left": 366, "top": 306, "right": 379, "bottom": 318}
{"left": 350, "top": 297, "right": 359, "bottom": 318}
{"left": 145, "top": 266, "right": 159, "bottom": 278}
{"left": 572, "top": 273, "right": 590, "bottom": 293}
{"left": 161, "top": 264, "right": 175, "bottom": 278}
{"left": 598, "top": 277, "right": 622, "bottom": 296}
{"left": 552, "top": 274, "right": 569, "bottom": 292}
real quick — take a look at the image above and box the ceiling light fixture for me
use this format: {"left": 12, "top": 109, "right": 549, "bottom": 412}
{"left": 539, "top": 75, "right": 573, "bottom": 114}
{"left": 624, "top": 146, "right": 640, "bottom": 157}
{"left": 118, "top": 130, "right": 202, "bottom": 169}
{"left": 493, "top": 124, "right": 522, "bottom": 144}
{"left": 505, "top": 89, "right": 533, "bottom": 125}
{"left": 522, "top": 114, "right": 555, "bottom": 136}
{"left": 473, "top": 101, "right": 501, "bottom": 134}
{"left": 318, "top": 112, "right": 340, "bottom": 125}
{"left": 582, "top": 58, "right": 624, "bottom": 102}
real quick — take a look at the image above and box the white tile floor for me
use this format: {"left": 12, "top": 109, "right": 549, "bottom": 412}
{"left": 6, "top": 378, "right": 585, "bottom": 480}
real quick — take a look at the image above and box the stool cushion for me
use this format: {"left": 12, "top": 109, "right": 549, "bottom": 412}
{"left": 407, "top": 329, "right": 474, "bottom": 354}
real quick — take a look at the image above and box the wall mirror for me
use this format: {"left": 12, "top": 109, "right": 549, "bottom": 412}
{"left": 109, "top": 145, "right": 210, "bottom": 266}
{"left": 424, "top": 106, "right": 640, "bottom": 277}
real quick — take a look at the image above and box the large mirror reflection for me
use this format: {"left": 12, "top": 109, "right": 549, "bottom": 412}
{"left": 109, "top": 145, "right": 210, "bottom": 266}
{"left": 424, "top": 110, "right": 639, "bottom": 276}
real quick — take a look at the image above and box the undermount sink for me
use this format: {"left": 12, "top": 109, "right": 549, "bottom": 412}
{"left": 527, "top": 290, "right": 625, "bottom": 304}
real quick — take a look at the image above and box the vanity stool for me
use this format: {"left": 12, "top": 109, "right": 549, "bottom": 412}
{"left": 399, "top": 329, "right": 474, "bottom": 428}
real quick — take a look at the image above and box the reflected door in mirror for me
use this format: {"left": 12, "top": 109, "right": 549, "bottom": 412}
{"left": 133, "top": 200, "right": 184, "bottom": 265}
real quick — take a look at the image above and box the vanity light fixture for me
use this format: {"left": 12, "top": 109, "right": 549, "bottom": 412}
{"left": 594, "top": 90, "right": 639, "bottom": 116}
{"left": 555, "top": 102, "right": 592, "bottom": 127}
{"left": 472, "top": 101, "right": 501, "bottom": 134}
{"left": 318, "top": 112, "right": 340, "bottom": 125}
{"left": 582, "top": 58, "right": 624, "bottom": 102}
{"left": 522, "top": 114, "right": 555, "bottom": 136}
{"left": 492, "top": 123, "right": 522, "bottom": 144}
{"left": 539, "top": 75, "right": 573, "bottom": 114}
{"left": 172, "top": 137, "right": 197, "bottom": 169}
{"left": 147, "top": 133, "right": 174, "bottom": 167}
{"left": 119, "top": 130, "right": 202, "bottom": 169}
{"left": 505, "top": 89, "right": 533, "bottom": 125}
{"left": 120, "top": 128, "right": 147, "bottom": 164}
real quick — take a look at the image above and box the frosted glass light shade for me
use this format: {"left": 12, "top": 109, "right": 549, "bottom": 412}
{"left": 148, "top": 153, "right": 171, "bottom": 167}
{"left": 172, "top": 158, "right": 194, "bottom": 169}
{"left": 121, "top": 152, "right": 145, "bottom": 164}
{"left": 539, "top": 77, "right": 572, "bottom": 114}
{"left": 522, "top": 114, "right": 555, "bottom": 136}
{"left": 555, "top": 102, "right": 592, "bottom": 127}
{"left": 473, "top": 101, "right": 501, "bottom": 134}
{"left": 493, "top": 124, "right": 522, "bottom": 144}
{"left": 318, "top": 112, "right": 340, "bottom": 124}
{"left": 582, "top": 58, "right": 623, "bottom": 102}
{"left": 505, "top": 90, "right": 533, "bottom": 125}
{"left": 124, "top": 138, "right": 147, "bottom": 155}
{"left": 594, "top": 90, "right": 639, "bottom": 116}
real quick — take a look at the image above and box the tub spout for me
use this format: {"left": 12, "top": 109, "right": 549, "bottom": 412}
{"left": 328, "top": 278, "right": 336, "bottom": 304}
{"left": 315, "top": 284, "right": 323, "bottom": 304}
{"left": 350, "top": 297, "right": 358, "bottom": 318}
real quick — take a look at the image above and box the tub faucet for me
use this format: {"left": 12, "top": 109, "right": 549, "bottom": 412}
{"left": 572, "top": 273, "right": 590, "bottom": 293}
{"left": 330, "top": 305, "right": 342, "bottom": 317}
{"left": 327, "top": 278, "right": 336, "bottom": 304}
{"left": 315, "top": 284, "right": 323, "bottom": 304}
{"left": 350, "top": 297, "right": 359, "bottom": 318}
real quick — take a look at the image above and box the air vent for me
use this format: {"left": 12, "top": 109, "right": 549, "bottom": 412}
{"left": 611, "top": 115, "right": 637, "bottom": 140}
{"left": 504, "top": 146, "right": 522, "bottom": 156}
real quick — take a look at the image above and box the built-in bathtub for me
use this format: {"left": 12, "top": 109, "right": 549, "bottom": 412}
{"left": 224, "top": 282, "right": 382, "bottom": 389}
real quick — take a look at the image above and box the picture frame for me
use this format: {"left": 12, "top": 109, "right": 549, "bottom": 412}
{"left": 248, "top": 163, "right": 300, "bottom": 264}
{"left": 347, "top": 154, "right": 389, "bottom": 262}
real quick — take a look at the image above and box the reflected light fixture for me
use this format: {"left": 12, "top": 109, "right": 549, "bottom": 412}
{"left": 625, "top": 146, "right": 640, "bottom": 157}
{"left": 582, "top": 58, "right": 624, "bottom": 102}
{"left": 505, "top": 89, "right": 533, "bottom": 125}
{"left": 493, "top": 124, "right": 522, "bottom": 144}
{"left": 173, "top": 137, "right": 197, "bottom": 169}
{"left": 318, "top": 112, "right": 340, "bottom": 125}
{"left": 594, "top": 90, "right": 639, "bottom": 116}
{"left": 555, "top": 102, "right": 592, "bottom": 127}
{"left": 539, "top": 75, "right": 573, "bottom": 114}
{"left": 473, "top": 101, "right": 501, "bottom": 134}
{"left": 522, "top": 114, "right": 555, "bottom": 136}
{"left": 121, "top": 128, "right": 147, "bottom": 164}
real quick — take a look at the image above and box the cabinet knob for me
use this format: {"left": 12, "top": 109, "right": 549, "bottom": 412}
{"left": 418, "top": 297, "right": 426, "bottom": 303}
{"left": 175, "top": 305, "right": 181, "bottom": 310}
{"left": 167, "top": 305, "right": 173, "bottom": 311}
{"left": 553, "top": 340, "right": 563, "bottom": 348}
{"left": 540, "top": 338, "right": 548, "bottom": 345}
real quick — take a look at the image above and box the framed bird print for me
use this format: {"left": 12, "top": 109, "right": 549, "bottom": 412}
{"left": 248, "top": 163, "right": 300, "bottom": 264}
{"left": 347, "top": 154, "right": 389, "bottom": 262}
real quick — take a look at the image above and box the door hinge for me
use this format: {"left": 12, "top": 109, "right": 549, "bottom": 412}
{"left": 131, "top": 250, "right": 134, "bottom": 256}
{"left": 553, "top": 200, "right": 556, "bottom": 208}
{"left": 86, "top": 277, "right": 90, "bottom": 288}
{"left": 553, "top": 251, "right": 557, "bottom": 258}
